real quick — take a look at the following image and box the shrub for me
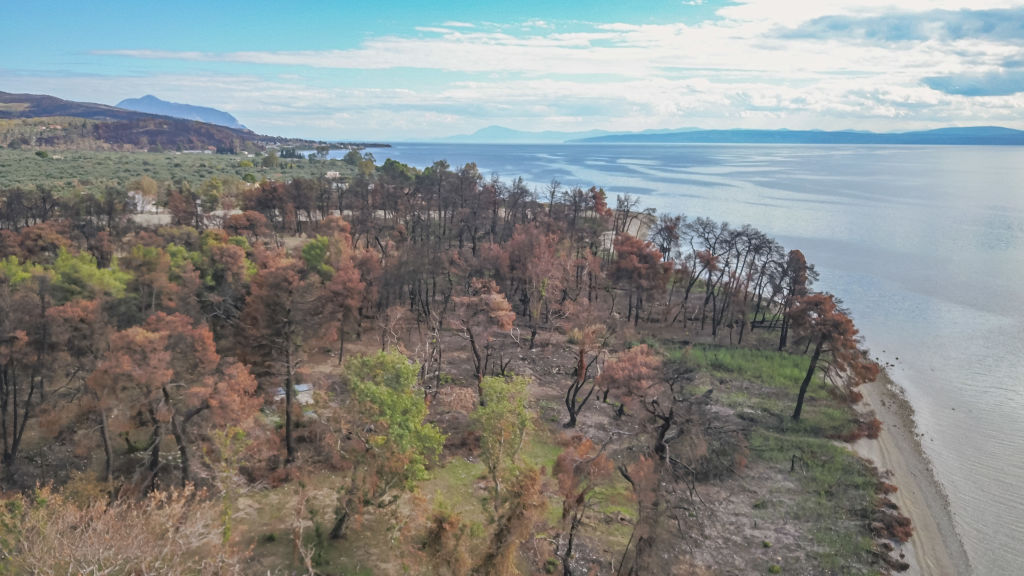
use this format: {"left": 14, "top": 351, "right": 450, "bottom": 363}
{"left": 878, "top": 481, "right": 899, "bottom": 495}
{"left": 0, "top": 485, "right": 246, "bottom": 574}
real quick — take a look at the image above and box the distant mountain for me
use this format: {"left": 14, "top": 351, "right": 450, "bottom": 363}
{"left": 432, "top": 125, "right": 703, "bottom": 144}
{"left": 573, "top": 126, "right": 1024, "bottom": 145}
{"left": 117, "top": 95, "right": 247, "bottom": 130}
{"left": 0, "top": 90, "right": 159, "bottom": 122}
{"left": 0, "top": 91, "right": 329, "bottom": 152}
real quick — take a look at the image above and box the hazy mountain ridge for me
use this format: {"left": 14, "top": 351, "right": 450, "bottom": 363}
{"left": 0, "top": 91, "right": 162, "bottom": 122}
{"left": 572, "top": 126, "right": 1024, "bottom": 145}
{"left": 117, "top": 95, "right": 247, "bottom": 130}
{"left": 427, "top": 124, "right": 1024, "bottom": 145}
{"left": 0, "top": 91, "right": 363, "bottom": 152}
{"left": 430, "top": 125, "right": 704, "bottom": 143}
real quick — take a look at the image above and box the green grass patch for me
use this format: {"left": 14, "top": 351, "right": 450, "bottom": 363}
{"left": 590, "top": 480, "right": 634, "bottom": 519}
{"left": 674, "top": 344, "right": 861, "bottom": 440}
{"left": 423, "top": 455, "right": 488, "bottom": 522}
{"left": 785, "top": 405, "right": 859, "bottom": 440}
{"left": 749, "top": 430, "right": 877, "bottom": 573}
{"left": 725, "top": 396, "right": 859, "bottom": 441}
{"left": 750, "top": 430, "right": 876, "bottom": 507}
{"left": 537, "top": 399, "right": 563, "bottom": 424}
{"left": 660, "top": 342, "right": 877, "bottom": 572}
{"left": 521, "top": 429, "right": 563, "bottom": 474}
{"left": 674, "top": 344, "right": 810, "bottom": 393}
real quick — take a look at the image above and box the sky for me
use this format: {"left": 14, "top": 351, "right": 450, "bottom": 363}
{"left": 2, "top": 0, "right": 1024, "bottom": 140}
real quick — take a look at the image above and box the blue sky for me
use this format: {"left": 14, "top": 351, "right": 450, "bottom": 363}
{"left": 3, "top": 0, "right": 1024, "bottom": 140}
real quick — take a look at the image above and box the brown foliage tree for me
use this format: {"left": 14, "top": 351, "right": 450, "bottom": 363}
{"left": 423, "top": 505, "right": 472, "bottom": 575}
{"left": 0, "top": 268, "right": 53, "bottom": 475}
{"left": 223, "top": 210, "right": 271, "bottom": 242}
{"left": 787, "top": 292, "right": 879, "bottom": 421}
{"left": 453, "top": 278, "right": 516, "bottom": 398}
{"left": 90, "top": 313, "right": 258, "bottom": 490}
{"left": 241, "top": 252, "right": 318, "bottom": 464}
{"left": 47, "top": 298, "right": 115, "bottom": 481}
{"left": 610, "top": 236, "right": 669, "bottom": 326}
{"left": 166, "top": 188, "right": 200, "bottom": 229}
{"left": 554, "top": 436, "right": 613, "bottom": 576}
{"left": 477, "top": 465, "right": 547, "bottom": 576}
{"left": 505, "top": 224, "right": 564, "bottom": 349}
{"left": 617, "top": 456, "right": 661, "bottom": 576}
{"left": 319, "top": 217, "right": 365, "bottom": 363}
{"left": 600, "top": 345, "right": 662, "bottom": 419}
{"left": 563, "top": 324, "right": 607, "bottom": 428}
{"left": 777, "top": 249, "right": 817, "bottom": 350}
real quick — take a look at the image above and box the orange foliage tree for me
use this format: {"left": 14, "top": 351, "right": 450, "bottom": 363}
{"left": 241, "top": 251, "right": 320, "bottom": 464}
{"left": 617, "top": 455, "right": 661, "bottom": 576}
{"left": 0, "top": 265, "right": 53, "bottom": 473}
{"left": 563, "top": 324, "right": 607, "bottom": 428}
{"left": 504, "top": 224, "right": 564, "bottom": 349}
{"left": 476, "top": 465, "right": 547, "bottom": 576}
{"left": 47, "top": 298, "right": 115, "bottom": 480}
{"left": 554, "top": 435, "right": 613, "bottom": 576}
{"left": 610, "top": 236, "right": 670, "bottom": 326}
{"left": 787, "top": 292, "right": 879, "bottom": 421}
{"left": 453, "top": 278, "right": 516, "bottom": 397}
{"left": 90, "top": 313, "right": 258, "bottom": 490}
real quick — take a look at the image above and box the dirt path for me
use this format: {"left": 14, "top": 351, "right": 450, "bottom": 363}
{"left": 852, "top": 374, "right": 972, "bottom": 576}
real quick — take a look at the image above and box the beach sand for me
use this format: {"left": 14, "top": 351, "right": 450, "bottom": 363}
{"left": 852, "top": 373, "right": 972, "bottom": 576}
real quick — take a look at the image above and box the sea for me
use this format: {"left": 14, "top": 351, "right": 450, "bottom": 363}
{"left": 343, "top": 142, "right": 1023, "bottom": 575}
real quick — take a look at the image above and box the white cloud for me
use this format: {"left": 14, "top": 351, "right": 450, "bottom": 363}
{"left": 717, "top": 0, "right": 1024, "bottom": 27}
{"left": 71, "top": 1, "right": 1024, "bottom": 136}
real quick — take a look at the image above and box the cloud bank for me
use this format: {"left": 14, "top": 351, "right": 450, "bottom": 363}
{"left": 9, "top": 0, "right": 1024, "bottom": 139}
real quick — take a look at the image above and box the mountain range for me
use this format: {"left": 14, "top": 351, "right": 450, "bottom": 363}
{"left": 0, "top": 91, "right": 352, "bottom": 152}
{"left": 433, "top": 125, "right": 702, "bottom": 144}
{"left": 429, "top": 125, "right": 1024, "bottom": 146}
{"left": 572, "top": 126, "right": 1024, "bottom": 145}
{"left": 116, "top": 95, "right": 246, "bottom": 130}
{"left": 5, "top": 90, "right": 1024, "bottom": 148}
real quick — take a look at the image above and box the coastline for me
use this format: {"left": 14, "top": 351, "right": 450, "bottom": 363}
{"left": 852, "top": 372, "right": 972, "bottom": 576}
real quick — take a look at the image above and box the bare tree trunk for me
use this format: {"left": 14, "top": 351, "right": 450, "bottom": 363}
{"left": 170, "top": 415, "right": 191, "bottom": 488}
{"left": 561, "top": 506, "right": 586, "bottom": 576}
{"left": 146, "top": 418, "right": 162, "bottom": 493}
{"left": 467, "top": 327, "right": 486, "bottom": 405}
{"left": 792, "top": 338, "right": 824, "bottom": 421}
{"left": 99, "top": 406, "right": 113, "bottom": 483}
{"left": 284, "top": 319, "right": 296, "bottom": 464}
{"left": 338, "top": 311, "right": 346, "bottom": 364}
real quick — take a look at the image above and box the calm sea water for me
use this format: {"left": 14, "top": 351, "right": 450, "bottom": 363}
{"left": 359, "top": 142, "right": 1023, "bottom": 575}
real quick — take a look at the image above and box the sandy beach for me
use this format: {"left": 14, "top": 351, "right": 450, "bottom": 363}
{"left": 852, "top": 373, "right": 972, "bottom": 576}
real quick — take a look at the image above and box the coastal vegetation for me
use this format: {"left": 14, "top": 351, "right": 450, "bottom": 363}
{"left": 0, "top": 147, "right": 908, "bottom": 574}
{"left": 0, "top": 148, "right": 360, "bottom": 194}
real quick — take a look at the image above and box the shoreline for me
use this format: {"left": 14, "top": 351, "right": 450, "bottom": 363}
{"left": 852, "top": 372, "right": 972, "bottom": 576}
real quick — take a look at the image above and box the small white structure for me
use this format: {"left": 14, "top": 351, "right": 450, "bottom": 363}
{"left": 274, "top": 383, "right": 315, "bottom": 406}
